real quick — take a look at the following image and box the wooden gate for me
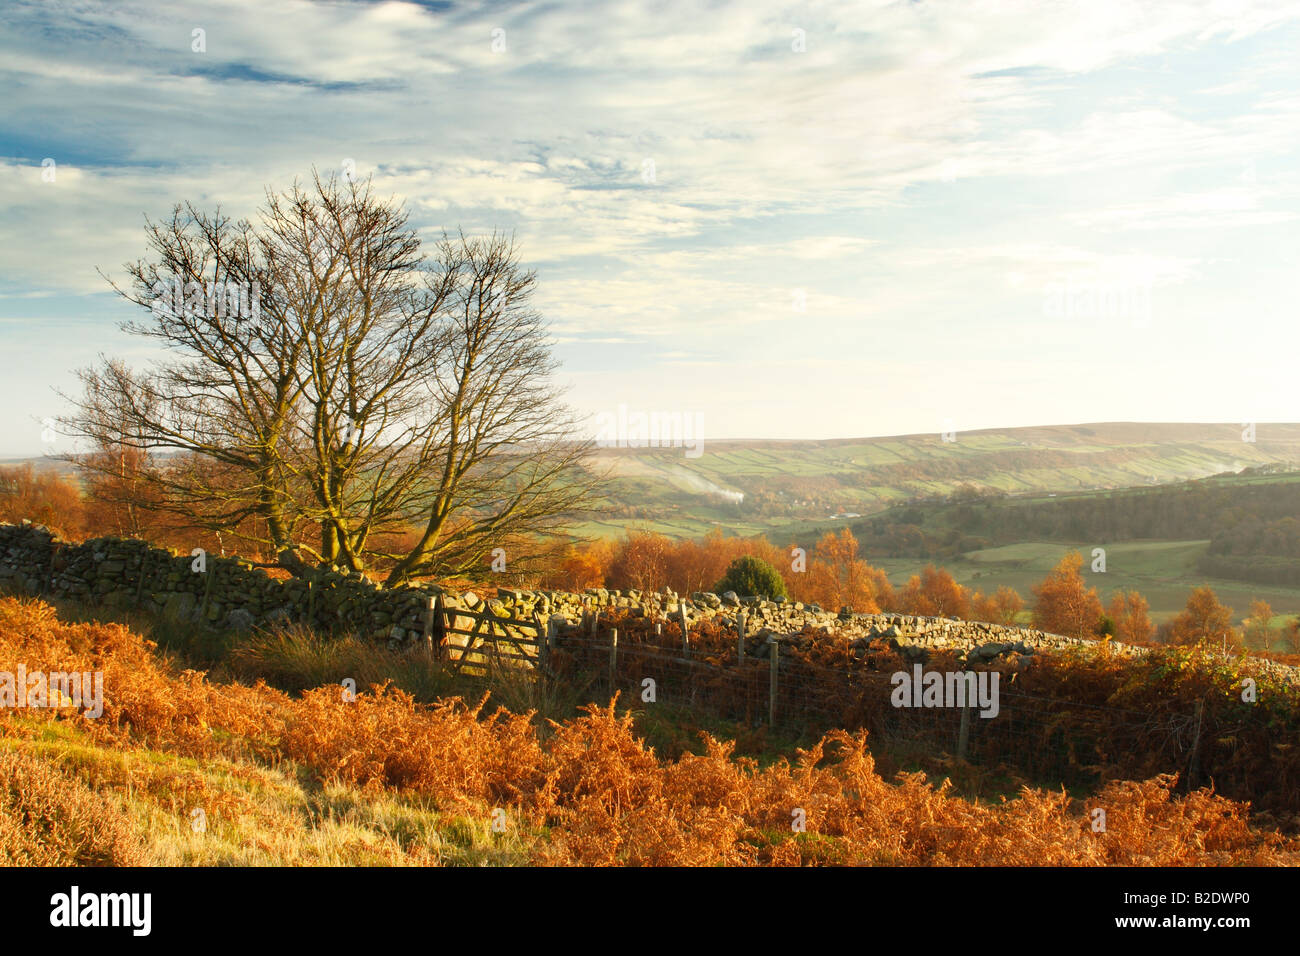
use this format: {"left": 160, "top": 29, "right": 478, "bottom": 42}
{"left": 434, "top": 595, "right": 548, "bottom": 676}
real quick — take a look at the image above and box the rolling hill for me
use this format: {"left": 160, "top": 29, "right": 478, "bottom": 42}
{"left": 576, "top": 422, "right": 1300, "bottom": 540}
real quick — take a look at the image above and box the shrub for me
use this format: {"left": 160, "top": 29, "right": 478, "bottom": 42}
{"left": 4, "top": 596, "right": 1299, "bottom": 867}
{"left": 714, "top": 556, "right": 787, "bottom": 600}
{"left": 0, "top": 749, "right": 145, "bottom": 865}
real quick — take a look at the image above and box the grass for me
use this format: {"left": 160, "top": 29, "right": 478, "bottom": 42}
{"left": 579, "top": 423, "right": 1300, "bottom": 541}
{"left": 2, "top": 718, "right": 536, "bottom": 866}
{"left": 4, "top": 593, "right": 1299, "bottom": 866}
{"left": 876, "top": 537, "right": 1300, "bottom": 635}
{"left": 229, "top": 623, "right": 461, "bottom": 702}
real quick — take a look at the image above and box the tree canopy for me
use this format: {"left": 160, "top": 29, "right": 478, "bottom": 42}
{"left": 62, "top": 171, "right": 597, "bottom": 586}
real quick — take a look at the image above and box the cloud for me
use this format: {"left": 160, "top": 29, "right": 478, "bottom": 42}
{"left": 2, "top": 0, "right": 1300, "bottom": 449}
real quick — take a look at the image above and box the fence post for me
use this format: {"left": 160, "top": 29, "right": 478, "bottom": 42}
{"left": 44, "top": 539, "right": 59, "bottom": 597}
{"left": 680, "top": 606, "right": 690, "bottom": 658}
{"left": 532, "top": 610, "right": 548, "bottom": 673}
{"left": 200, "top": 559, "right": 217, "bottom": 621}
{"left": 134, "top": 549, "right": 151, "bottom": 608}
{"left": 768, "top": 636, "right": 779, "bottom": 726}
{"left": 1188, "top": 698, "right": 1205, "bottom": 787}
{"left": 609, "top": 627, "right": 618, "bottom": 696}
{"left": 590, "top": 606, "right": 600, "bottom": 637}
{"left": 957, "top": 672, "right": 973, "bottom": 760}
{"left": 422, "top": 594, "right": 438, "bottom": 661}
{"left": 737, "top": 610, "right": 746, "bottom": 664}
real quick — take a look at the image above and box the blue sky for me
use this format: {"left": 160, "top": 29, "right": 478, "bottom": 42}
{"left": 2, "top": 0, "right": 1299, "bottom": 456}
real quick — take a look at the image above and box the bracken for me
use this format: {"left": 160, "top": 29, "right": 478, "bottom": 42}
{"left": 1, "top": 596, "right": 1296, "bottom": 867}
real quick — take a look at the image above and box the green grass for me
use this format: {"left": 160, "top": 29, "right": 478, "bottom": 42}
{"left": 2, "top": 713, "right": 538, "bottom": 866}
{"left": 578, "top": 423, "right": 1300, "bottom": 542}
{"left": 876, "top": 537, "right": 1300, "bottom": 633}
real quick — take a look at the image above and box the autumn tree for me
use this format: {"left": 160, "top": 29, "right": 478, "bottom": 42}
{"left": 605, "top": 531, "right": 674, "bottom": 592}
{"left": 819, "top": 529, "right": 894, "bottom": 612}
{"left": 551, "top": 546, "right": 606, "bottom": 591}
{"left": 971, "top": 585, "right": 1025, "bottom": 626}
{"left": 78, "top": 443, "right": 157, "bottom": 539}
{"left": 1106, "top": 590, "right": 1154, "bottom": 644}
{"left": 1165, "top": 586, "right": 1238, "bottom": 648}
{"left": 1032, "top": 551, "right": 1104, "bottom": 638}
{"left": 536, "top": 536, "right": 616, "bottom": 591}
{"left": 898, "top": 565, "right": 970, "bottom": 619}
{"left": 0, "top": 464, "right": 84, "bottom": 538}
{"left": 1285, "top": 618, "right": 1300, "bottom": 655}
{"left": 662, "top": 528, "right": 782, "bottom": 597}
{"left": 60, "top": 172, "right": 596, "bottom": 585}
{"left": 790, "top": 529, "right": 893, "bottom": 613}
{"left": 1245, "top": 598, "right": 1275, "bottom": 651}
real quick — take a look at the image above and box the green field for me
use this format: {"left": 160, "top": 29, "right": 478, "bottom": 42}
{"left": 581, "top": 421, "right": 1300, "bottom": 539}
{"left": 875, "top": 538, "right": 1300, "bottom": 627}
{"left": 574, "top": 423, "right": 1300, "bottom": 632}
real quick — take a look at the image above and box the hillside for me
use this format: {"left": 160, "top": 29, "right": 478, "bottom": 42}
{"left": 578, "top": 422, "right": 1300, "bottom": 540}
{"left": 3, "top": 596, "right": 1297, "bottom": 866}
{"left": 824, "top": 467, "right": 1300, "bottom": 626}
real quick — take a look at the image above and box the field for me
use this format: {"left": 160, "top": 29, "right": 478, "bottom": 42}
{"left": 876, "top": 539, "right": 1300, "bottom": 629}
{"left": 836, "top": 467, "right": 1300, "bottom": 630}
{"left": 570, "top": 425, "right": 1300, "bottom": 630}
{"left": 580, "top": 422, "right": 1300, "bottom": 539}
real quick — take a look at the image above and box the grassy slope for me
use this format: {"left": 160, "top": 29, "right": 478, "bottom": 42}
{"left": 4, "top": 595, "right": 1297, "bottom": 866}
{"left": 582, "top": 422, "right": 1300, "bottom": 538}
{"left": 853, "top": 469, "right": 1300, "bottom": 630}
{"left": 580, "top": 424, "right": 1300, "bottom": 630}
{"left": 874, "top": 539, "right": 1300, "bottom": 628}
{"left": 2, "top": 718, "right": 532, "bottom": 866}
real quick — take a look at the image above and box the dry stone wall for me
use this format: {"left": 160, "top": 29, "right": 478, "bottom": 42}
{"left": 0, "top": 521, "right": 1146, "bottom": 666}
{"left": 0, "top": 523, "right": 443, "bottom": 644}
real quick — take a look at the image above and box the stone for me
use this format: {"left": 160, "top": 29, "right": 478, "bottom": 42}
{"left": 264, "top": 605, "right": 293, "bottom": 624}
{"left": 226, "top": 608, "right": 255, "bottom": 631}
{"left": 102, "top": 590, "right": 132, "bottom": 609}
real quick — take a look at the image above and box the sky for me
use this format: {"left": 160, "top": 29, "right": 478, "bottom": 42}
{"left": 2, "top": 0, "right": 1299, "bottom": 456}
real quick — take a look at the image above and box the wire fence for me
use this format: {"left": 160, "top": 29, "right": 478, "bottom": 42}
{"left": 550, "top": 627, "right": 1202, "bottom": 793}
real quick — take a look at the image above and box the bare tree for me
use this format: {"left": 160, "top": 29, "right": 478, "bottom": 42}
{"left": 61, "top": 171, "right": 597, "bottom": 585}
